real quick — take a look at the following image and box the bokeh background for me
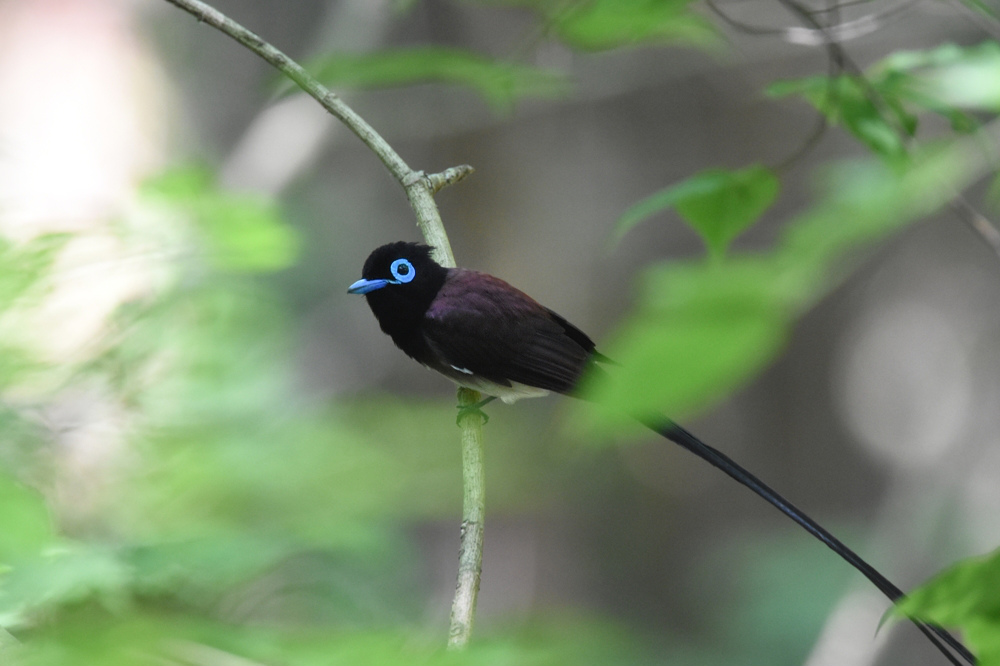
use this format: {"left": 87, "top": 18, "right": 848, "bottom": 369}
{"left": 1, "top": 0, "right": 998, "bottom": 664}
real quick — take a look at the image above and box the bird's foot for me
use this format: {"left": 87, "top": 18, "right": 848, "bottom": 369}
{"left": 456, "top": 396, "right": 496, "bottom": 425}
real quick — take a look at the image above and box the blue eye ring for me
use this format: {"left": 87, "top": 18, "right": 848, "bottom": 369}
{"left": 390, "top": 258, "right": 416, "bottom": 284}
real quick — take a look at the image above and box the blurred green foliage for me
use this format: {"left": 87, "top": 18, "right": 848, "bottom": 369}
{"left": 770, "top": 75, "right": 916, "bottom": 163}
{"left": 142, "top": 166, "right": 300, "bottom": 272}
{"left": 540, "top": 0, "right": 717, "bottom": 50}
{"left": 588, "top": 37, "right": 1000, "bottom": 666}
{"left": 587, "top": 43, "right": 1000, "bottom": 436}
{"left": 880, "top": 41, "right": 1000, "bottom": 113}
{"left": 455, "top": 0, "right": 716, "bottom": 50}
{"left": 895, "top": 547, "right": 1000, "bottom": 665}
{"left": 290, "top": 0, "right": 713, "bottom": 112}
{"left": 768, "top": 42, "right": 999, "bottom": 161}
{"left": 303, "top": 47, "right": 569, "bottom": 111}
{"left": 1, "top": 1, "right": 998, "bottom": 664}
{"left": 0, "top": 166, "right": 653, "bottom": 663}
{"left": 581, "top": 142, "right": 985, "bottom": 426}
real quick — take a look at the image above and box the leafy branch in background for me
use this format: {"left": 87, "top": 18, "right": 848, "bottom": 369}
{"left": 594, "top": 37, "right": 1000, "bottom": 427}
{"left": 1, "top": 0, "right": 999, "bottom": 664}
{"left": 597, "top": 4, "right": 1000, "bottom": 660}
{"left": 298, "top": 46, "right": 569, "bottom": 111}
{"left": 896, "top": 547, "right": 1000, "bottom": 665}
{"left": 539, "top": 0, "right": 718, "bottom": 49}
{"left": 586, "top": 138, "right": 991, "bottom": 426}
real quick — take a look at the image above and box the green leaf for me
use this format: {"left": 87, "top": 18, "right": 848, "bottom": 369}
{"left": 895, "top": 548, "right": 1000, "bottom": 665}
{"left": 616, "top": 165, "right": 779, "bottom": 258}
{"left": 304, "top": 47, "right": 568, "bottom": 110}
{"left": 866, "top": 43, "right": 995, "bottom": 131}
{"left": 548, "top": 0, "right": 718, "bottom": 50}
{"left": 771, "top": 44, "right": 1000, "bottom": 158}
{"left": 874, "top": 42, "right": 972, "bottom": 72}
{"left": 908, "top": 42, "right": 1000, "bottom": 111}
{"left": 770, "top": 76, "right": 910, "bottom": 161}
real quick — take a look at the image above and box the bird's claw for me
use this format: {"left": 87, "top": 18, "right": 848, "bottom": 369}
{"left": 456, "top": 396, "right": 495, "bottom": 426}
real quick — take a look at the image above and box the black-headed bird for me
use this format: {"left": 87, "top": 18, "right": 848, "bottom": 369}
{"left": 349, "top": 241, "right": 971, "bottom": 665}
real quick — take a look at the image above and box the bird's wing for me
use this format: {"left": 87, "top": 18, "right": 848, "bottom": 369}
{"left": 422, "top": 270, "right": 594, "bottom": 394}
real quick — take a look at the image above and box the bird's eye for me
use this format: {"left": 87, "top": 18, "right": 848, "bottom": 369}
{"left": 390, "top": 258, "right": 416, "bottom": 283}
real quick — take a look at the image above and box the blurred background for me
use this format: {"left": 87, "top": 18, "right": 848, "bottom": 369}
{"left": 1, "top": 0, "right": 998, "bottom": 664}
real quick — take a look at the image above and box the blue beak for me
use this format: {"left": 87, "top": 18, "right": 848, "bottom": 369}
{"left": 348, "top": 278, "right": 390, "bottom": 295}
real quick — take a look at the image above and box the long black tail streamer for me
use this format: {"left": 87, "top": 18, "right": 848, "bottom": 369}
{"left": 640, "top": 417, "right": 974, "bottom": 666}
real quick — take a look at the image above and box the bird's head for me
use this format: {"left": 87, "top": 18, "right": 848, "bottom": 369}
{"left": 348, "top": 241, "right": 449, "bottom": 334}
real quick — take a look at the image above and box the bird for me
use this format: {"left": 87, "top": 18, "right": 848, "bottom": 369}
{"left": 348, "top": 240, "right": 973, "bottom": 665}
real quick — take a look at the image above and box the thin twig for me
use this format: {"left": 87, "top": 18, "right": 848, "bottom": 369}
{"left": 506, "top": 0, "right": 581, "bottom": 61}
{"left": 704, "top": 0, "right": 790, "bottom": 34}
{"left": 162, "top": 0, "right": 487, "bottom": 649}
{"left": 786, "top": 0, "right": 919, "bottom": 45}
{"left": 771, "top": 0, "right": 843, "bottom": 172}
{"left": 810, "top": 0, "right": 881, "bottom": 14}
{"left": 705, "top": 0, "right": 919, "bottom": 43}
{"left": 771, "top": 94, "right": 831, "bottom": 173}
{"left": 775, "top": 0, "right": 1000, "bottom": 269}
{"left": 947, "top": 0, "right": 1000, "bottom": 38}
{"left": 775, "top": 0, "right": 911, "bottom": 137}
{"left": 950, "top": 195, "right": 1000, "bottom": 261}
{"left": 427, "top": 165, "right": 476, "bottom": 195}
